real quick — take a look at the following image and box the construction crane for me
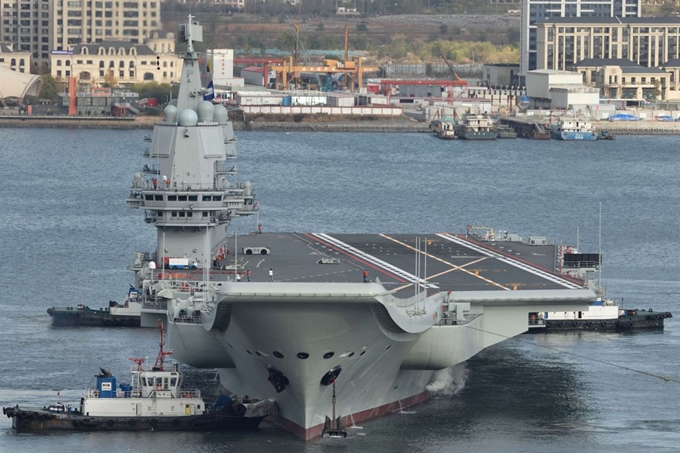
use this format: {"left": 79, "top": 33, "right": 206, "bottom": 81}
{"left": 268, "top": 57, "right": 379, "bottom": 92}
{"left": 438, "top": 50, "right": 461, "bottom": 81}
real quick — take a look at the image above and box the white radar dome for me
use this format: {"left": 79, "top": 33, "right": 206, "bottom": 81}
{"left": 213, "top": 104, "right": 229, "bottom": 124}
{"left": 178, "top": 108, "right": 198, "bottom": 127}
{"left": 163, "top": 104, "right": 178, "bottom": 122}
{"left": 197, "top": 101, "right": 215, "bottom": 123}
{"left": 148, "top": 261, "right": 157, "bottom": 270}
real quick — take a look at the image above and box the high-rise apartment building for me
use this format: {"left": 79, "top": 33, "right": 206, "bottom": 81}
{"left": 0, "top": 0, "right": 52, "bottom": 67}
{"left": 52, "top": 0, "right": 161, "bottom": 51}
{"left": 1, "top": 0, "right": 161, "bottom": 68}
{"left": 520, "top": 0, "right": 642, "bottom": 78}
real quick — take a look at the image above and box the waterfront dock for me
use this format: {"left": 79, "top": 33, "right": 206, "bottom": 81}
{"left": 2, "top": 112, "right": 680, "bottom": 134}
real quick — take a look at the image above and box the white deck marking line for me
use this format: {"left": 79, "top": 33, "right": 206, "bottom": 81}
{"left": 313, "top": 233, "right": 438, "bottom": 289}
{"left": 380, "top": 234, "right": 510, "bottom": 291}
{"left": 437, "top": 233, "right": 582, "bottom": 289}
{"left": 391, "top": 257, "right": 492, "bottom": 292}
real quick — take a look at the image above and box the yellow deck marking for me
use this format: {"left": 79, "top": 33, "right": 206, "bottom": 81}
{"left": 380, "top": 234, "right": 510, "bottom": 291}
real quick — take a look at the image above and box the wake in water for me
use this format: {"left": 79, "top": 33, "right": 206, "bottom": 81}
{"left": 425, "top": 363, "right": 469, "bottom": 396}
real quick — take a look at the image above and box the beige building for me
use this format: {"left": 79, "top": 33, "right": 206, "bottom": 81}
{"left": 0, "top": 42, "right": 31, "bottom": 72}
{"left": 52, "top": 0, "right": 161, "bottom": 52}
{"left": 573, "top": 58, "right": 673, "bottom": 100}
{"left": 0, "top": 0, "right": 52, "bottom": 68}
{"left": 2, "top": 0, "right": 162, "bottom": 68}
{"left": 50, "top": 39, "right": 181, "bottom": 85}
{"left": 537, "top": 17, "right": 680, "bottom": 71}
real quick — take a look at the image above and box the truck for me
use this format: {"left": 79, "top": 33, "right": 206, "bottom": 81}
{"left": 164, "top": 257, "right": 199, "bottom": 270}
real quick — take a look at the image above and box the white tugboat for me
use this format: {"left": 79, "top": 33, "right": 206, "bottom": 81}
{"left": 2, "top": 321, "right": 276, "bottom": 431}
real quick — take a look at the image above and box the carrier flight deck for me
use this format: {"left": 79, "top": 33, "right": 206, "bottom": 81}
{"left": 216, "top": 232, "right": 583, "bottom": 297}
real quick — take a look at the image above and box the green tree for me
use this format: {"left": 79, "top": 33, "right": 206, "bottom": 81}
{"left": 317, "top": 22, "right": 325, "bottom": 31}
{"left": 38, "top": 74, "right": 59, "bottom": 101}
{"left": 440, "top": 24, "right": 448, "bottom": 35}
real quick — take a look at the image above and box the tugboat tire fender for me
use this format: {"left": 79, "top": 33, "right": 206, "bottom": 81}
{"left": 73, "top": 420, "right": 83, "bottom": 427}
{"left": 106, "top": 419, "right": 115, "bottom": 427}
{"left": 149, "top": 418, "right": 158, "bottom": 426}
{"left": 586, "top": 322, "right": 592, "bottom": 327}
{"left": 31, "top": 412, "right": 40, "bottom": 419}
{"left": 171, "top": 419, "right": 180, "bottom": 427}
{"left": 557, "top": 322, "right": 563, "bottom": 327}
{"left": 128, "top": 419, "right": 136, "bottom": 426}
{"left": 572, "top": 322, "right": 578, "bottom": 327}
{"left": 41, "top": 413, "right": 51, "bottom": 420}
{"left": 601, "top": 322, "right": 607, "bottom": 327}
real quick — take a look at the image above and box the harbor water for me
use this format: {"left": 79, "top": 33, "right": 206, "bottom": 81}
{"left": 0, "top": 128, "right": 678, "bottom": 452}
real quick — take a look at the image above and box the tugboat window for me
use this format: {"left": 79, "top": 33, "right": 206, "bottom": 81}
{"left": 297, "top": 352, "right": 309, "bottom": 359}
{"left": 189, "top": 195, "right": 197, "bottom": 201}
{"left": 168, "top": 195, "right": 177, "bottom": 201}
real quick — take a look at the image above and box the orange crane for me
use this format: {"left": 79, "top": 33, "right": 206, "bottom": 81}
{"left": 267, "top": 57, "right": 379, "bottom": 92}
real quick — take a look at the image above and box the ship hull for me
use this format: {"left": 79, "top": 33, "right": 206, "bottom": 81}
{"left": 458, "top": 130, "right": 497, "bottom": 140}
{"left": 47, "top": 307, "right": 140, "bottom": 327}
{"left": 169, "top": 299, "right": 492, "bottom": 440}
{"left": 3, "top": 405, "right": 268, "bottom": 431}
{"left": 529, "top": 311, "right": 672, "bottom": 333}
{"left": 552, "top": 131, "right": 599, "bottom": 141}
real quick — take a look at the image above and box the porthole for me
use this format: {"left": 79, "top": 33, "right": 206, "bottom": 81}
{"left": 386, "top": 345, "right": 392, "bottom": 350}
{"left": 348, "top": 352, "right": 355, "bottom": 357}
{"left": 360, "top": 350, "right": 366, "bottom": 356}
{"left": 323, "top": 351, "right": 335, "bottom": 359}
{"left": 297, "top": 352, "right": 309, "bottom": 359}
{"left": 246, "top": 349, "right": 252, "bottom": 355}
{"left": 227, "top": 343, "right": 233, "bottom": 349}
{"left": 273, "top": 350, "right": 284, "bottom": 359}
{"left": 256, "top": 350, "right": 269, "bottom": 357}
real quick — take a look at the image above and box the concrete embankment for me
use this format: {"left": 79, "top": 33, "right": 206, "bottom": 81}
{"left": 243, "top": 121, "right": 431, "bottom": 133}
{"left": 592, "top": 121, "right": 680, "bottom": 135}
{"left": 0, "top": 115, "right": 157, "bottom": 129}
{"left": 3, "top": 114, "right": 680, "bottom": 135}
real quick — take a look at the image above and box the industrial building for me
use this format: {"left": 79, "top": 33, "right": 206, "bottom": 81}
{"left": 525, "top": 69, "right": 600, "bottom": 109}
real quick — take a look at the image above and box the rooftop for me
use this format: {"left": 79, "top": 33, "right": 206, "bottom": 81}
{"left": 538, "top": 16, "right": 680, "bottom": 25}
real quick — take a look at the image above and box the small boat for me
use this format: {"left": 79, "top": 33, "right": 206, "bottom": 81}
{"left": 598, "top": 130, "right": 615, "bottom": 140}
{"left": 3, "top": 321, "right": 276, "bottom": 431}
{"left": 436, "top": 120, "right": 458, "bottom": 140}
{"left": 47, "top": 286, "right": 141, "bottom": 327}
{"left": 551, "top": 119, "right": 598, "bottom": 141}
{"left": 528, "top": 299, "right": 672, "bottom": 332}
{"left": 429, "top": 116, "right": 455, "bottom": 135}
{"left": 456, "top": 113, "right": 497, "bottom": 140}
{"left": 496, "top": 124, "right": 517, "bottom": 139}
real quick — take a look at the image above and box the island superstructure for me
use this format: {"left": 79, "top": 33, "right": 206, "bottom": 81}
{"left": 126, "top": 16, "right": 596, "bottom": 440}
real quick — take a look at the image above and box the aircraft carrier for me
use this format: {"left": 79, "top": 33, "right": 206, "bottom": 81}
{"left": 124, "top": 17, "right": 596, "bottom": 440}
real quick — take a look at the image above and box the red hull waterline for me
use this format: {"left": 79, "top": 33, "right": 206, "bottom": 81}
{"left": 274, "top": 390, "right": 432, "bottom": 440}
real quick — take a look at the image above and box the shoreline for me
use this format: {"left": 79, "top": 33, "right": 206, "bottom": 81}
{"left": 2, "top": 115, "right": 680, "bottom": 135}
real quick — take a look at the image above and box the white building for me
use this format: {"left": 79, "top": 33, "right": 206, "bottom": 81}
{"left": 526, "top": 69, "right": 599, "bottom": 109}
{"left": 208, "top": 48, "right": 243, "bottom": 87}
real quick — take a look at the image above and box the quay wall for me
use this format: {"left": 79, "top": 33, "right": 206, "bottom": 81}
{"left": 2, "top": 113, "right": 680, "bottom": 134}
